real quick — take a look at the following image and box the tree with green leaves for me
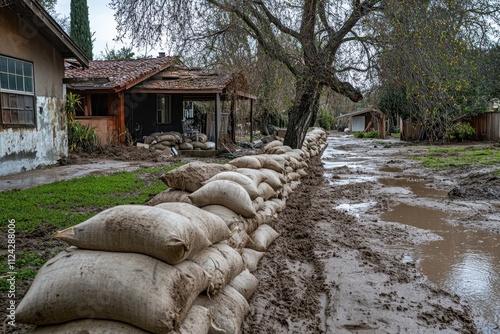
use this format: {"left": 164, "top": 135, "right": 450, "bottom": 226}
{"left": 70, "top": 0, "right": 93, "bottom": 60}
{"left": 376, "top": 0, "right": 499, "bottom": 141}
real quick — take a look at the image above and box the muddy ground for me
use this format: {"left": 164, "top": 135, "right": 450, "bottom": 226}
{"left": 2, "top": 133, "right": 499, "bottom": 333}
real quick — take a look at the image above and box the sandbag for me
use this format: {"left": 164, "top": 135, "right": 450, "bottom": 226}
{"left": 192, "top": 141, "right": 211, "bottom": 150}
{"left": 16, "top": 249, "right": 210, "bottom": 334}
{"left": 253, "top": 197, "right": 265, "bottom": 211}
{"left": 155, "top": 202, "right": 231, "bottom": 245}
{"left": 160, "top": 161, "right": 234, "bottom": 192}
{"left": 146, "top": 189, "right": 192, "bottom": 205}
{"left": 195, "top": 285, "right": 250, "bottom": 334}
{"left": 229, "top": 269, "right": 259, "bottom": 300}
{"left": 54, "top": 205, "right": 211, "bottom": 265}
{"left": 228, "top": 156, "right": 262, "bottom": 169}
{"left": 270, "top": 198, "right": 287, "bottom": 213}
{"left": 156, "top": 134, "right": 178, "bottom": 143}
{"left": 223, "top": 226, "right": 252, "bottom": 253}
{"left": 255, "top": 155, "right": 284, "bottom": 173}
{"left": 178, "top": 305, "right": 212, "bottom": 334}
{"left": 29, "top": 319, "right": 150, "bottom": 333}
{"left": 258, "top": 182, "right": 277, "bottom": 200}
{"left": 262, "top": 140, "right": 283, "bottom": 153}
{"left": 203, "top": 171, "right": 260, "bottom": 200}
{"left": 297, "top": 168, "right": 308, "bottom": 178}
{"left": 179, "top": 142, "right": 194, "bottom": 150}
{"left": 202, "top": 205, "right": 243, "bottom": 226}
{"left": 235, "top": 168, "right": 268, "bottom": 185}
{"left": 188, "top": 180, "right": 257, "bottom": 218}
{"left": 241, "top": 248, "right": 265, "bottom": 272}
{"left": 190, "top": 244, "right": 245, "bottom": 296}
{"left": 247, "top": 224, "right": 279, "bottom": 252}
{"left": 259, "top": 168, "right": 284, "bottom": 190}
{"left": 192, "top": 133, "right": 208, "bottom": 143}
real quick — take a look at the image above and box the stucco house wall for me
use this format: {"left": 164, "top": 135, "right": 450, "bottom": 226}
{"left": 0, "top": 3, "right": 85, "bottom": 176}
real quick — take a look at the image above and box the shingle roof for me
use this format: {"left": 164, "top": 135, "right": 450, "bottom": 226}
{"left": 64, "top": 57, "right": 179, "bottom": 90}
{"left": 135, "top": 69, "right": 234, "bottom": 91}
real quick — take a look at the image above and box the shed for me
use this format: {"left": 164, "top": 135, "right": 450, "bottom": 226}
{"left": 0, "top": 0, "right": 88, "bottom": 176}
{"left": 337, "top": 108, "right": 386, "bottom": 138}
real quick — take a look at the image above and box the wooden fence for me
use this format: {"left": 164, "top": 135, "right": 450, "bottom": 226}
{"left": 466, "top": 112, "right": 500, "bottom": 141}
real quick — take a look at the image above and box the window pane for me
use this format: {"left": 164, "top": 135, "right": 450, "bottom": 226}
{"left": 2, "top": 110, "right": 11, "bottom": 123}
{"left": 15, "top": 61, "right": 23, "bottom": 75}
{"left": 23, "top": 63, "right": 32, "bottom": 77}
{"left": 0, "top": 73, "right": 7, "bottom": 89}
{"left": 0, "top": 57, "right": 7, "bottom": 72}
{"left": 16, "top": 75, "right": 24, "bottom": 91}
{"left": 24, "top": 77, "right": 33, "bottom": 92}
{"left": 10, "top": 109, "right": 18, "bottom": 123}
{"left": 7, "top": 59, "right": 15, "bottom": 74}
{"left": 18, "top": 109, "right": 26, "bottom": 124}
{"left": 8, "top": 75, "right": 16, "bottom": 90}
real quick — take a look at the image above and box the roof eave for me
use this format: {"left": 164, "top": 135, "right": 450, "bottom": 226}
{"left": 13, "top": 0, "right": 89, "bottom": 67}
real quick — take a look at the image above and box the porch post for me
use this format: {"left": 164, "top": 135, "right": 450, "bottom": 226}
{"left": 250, "top": 98, "right": 254, "bottom": 142}
{"left": 215, "top": 93, "right": 220, "bottom": 150}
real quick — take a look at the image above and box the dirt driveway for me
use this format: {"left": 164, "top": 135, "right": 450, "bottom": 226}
{"left": 243, "top": 133, "right": 499, "bottom": 333}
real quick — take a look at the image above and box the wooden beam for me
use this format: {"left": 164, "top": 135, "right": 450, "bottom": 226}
{"left": 215, "top": 93, "right": 220, "bottom": 150}
{"left": 250, "top": 98, "right": 254, "bottom": 142}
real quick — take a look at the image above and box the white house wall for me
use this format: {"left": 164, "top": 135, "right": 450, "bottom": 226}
{"left": 0, "top": 96, "right": 67, "bottom": 176}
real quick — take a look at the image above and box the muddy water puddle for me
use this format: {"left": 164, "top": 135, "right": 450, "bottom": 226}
{"left": 381, "top": 203, "right": 500, "bottom": 332}
{"left": 379, "top": 177, "right": 448, "bottom": 198}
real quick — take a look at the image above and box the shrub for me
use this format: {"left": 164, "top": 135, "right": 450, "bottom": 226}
{"left": 445, "top": 122, "right": 476, "bottom": 141}
{"left": 354, "top": 131, "right": 379, "bottom": 139}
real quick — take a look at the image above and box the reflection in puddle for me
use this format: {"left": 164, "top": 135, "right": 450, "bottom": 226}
{"left": 335, "top": 202, "right": 376, "bottom": 219}
{"left": 379, "top": 178, "right": 448, "bottom": 199}
{"left": 381, "top": 203, "right": 500, "bottom": 332}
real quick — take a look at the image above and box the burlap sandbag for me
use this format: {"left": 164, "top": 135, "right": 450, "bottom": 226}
{"left": 223, "top": 226, "right": 252, "bottom": 253}
{"left": 155, "top": 202, "right": 231, "bottom": 244}
{"left": 188, "top": 180, "right": 257, "bottom": 218}
{"left": 201, "top": 205, "right": 243, "bottom": 226}
{"left": 253, "top": 197, "right": 265, "bottom": 211}
{"left": 235, "top": 168, "right": 268, "bottom": 185}
{"left": 156, "top": 133, "right": 178, "bottom": 143}
{"left": 259, "top": 168, "right": 284, "bottom": 190}
{"left": 160, "top": 161, "right": 235, "bottom": 192}
{"left": 178, "top": 305, "right": 212, "bottom": 334}
{"left": 146, "top": 189, "right": 192, "bottom": 206}
{"left": 247, "top": 224, "right": 279, "bottom": 252}
{"left": 54, "top": 205, "right": 211, "bottom": 265}
{"left": 255, "top": 155, "right": 284, "bottom": 173}
{"left": 16, "top": 249, "right": 210, "bottom": 334}
{"left": 29, "top": 319, "right": 149, "bottom": 333}
{"left": 229, "top": 269, "right": 259, "bottom": 300}
{"left": 192, "top": 141, "right": 211, "bottom": 150}
{"left": 195, "top": 285, "right": 250, "bottom": 334}
{"left": 178, "top": 142, "right": 194, "bottom": 150}
{"left": 262, "top": 140, "right": 283, "bottom": 153}
{"left": 190, "top": 244, "right": 245, "bottom": 296}
{"left": 257, "top": 182, "right": 277, "bottom": 200}
{"left": 228, "top": 156, "right": 262, "bottom": 169}
{"left": 296, "top": 168, "right": 308, "bottom": 178}
{"left": 270, "top": 198, "right": 287, "bottom": 213}
{"left": 241, "top": 248, "right": 265, "bottom": 272}
{"left": 203, "top": 171, "right": 260, "bottom": 200}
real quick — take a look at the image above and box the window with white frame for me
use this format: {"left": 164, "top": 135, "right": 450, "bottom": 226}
{"left": 156, "top": 94, "right": 171, "bottom": 124}
{"left": 0, "top": 55, "right": 35, "bottom": 126}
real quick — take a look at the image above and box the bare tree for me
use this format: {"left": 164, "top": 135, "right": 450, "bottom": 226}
{"left": 109, "top": 0, "right": 384, "bottom": 148}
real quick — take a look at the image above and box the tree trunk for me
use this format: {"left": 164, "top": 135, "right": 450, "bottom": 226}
{"left": 283, "top": 79, "right": 320, "bottom": 149}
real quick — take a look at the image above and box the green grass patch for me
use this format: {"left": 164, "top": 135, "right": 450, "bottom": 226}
{"left": 415, "top": 147, "right": 500, "bottom": 170}
{"left": 0, "top": 163, "right": 181, "bottom": 233}
{"left": 0, "top": 251, "right": 48, "bottom": 292}
{"left": 353, "top": 131, "right": 379, "bottom": 139}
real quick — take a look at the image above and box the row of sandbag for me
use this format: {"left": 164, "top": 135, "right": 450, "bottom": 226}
{"left": 17, "top": 202, "right": 263, "bottom": 333}
{"left": 17, "top": 128, "right": 328, "bottom": 333}
{"left": 144, "top": 131, "right": 214, "bottom": 151}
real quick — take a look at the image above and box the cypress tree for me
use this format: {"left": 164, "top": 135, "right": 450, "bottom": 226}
{"left": 70, "top": 0, "right": 93, "bottom": 60}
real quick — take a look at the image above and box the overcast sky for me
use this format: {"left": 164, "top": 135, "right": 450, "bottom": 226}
{"left": 55, "top": 0, "right": 162, "bottom": 58}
